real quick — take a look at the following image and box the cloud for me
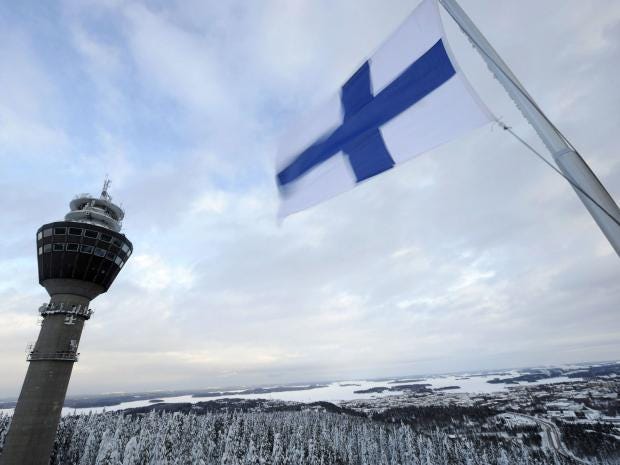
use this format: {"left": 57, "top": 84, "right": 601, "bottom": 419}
{"left": 0, "top": 0, "right": 619, "bottom": 397}
{"left": 121, "top": 3, "right": 226, "bottom": 115}
{"left": 128, "top": 253, "right": 195, "bottom": 291}
{"left": 0, "top": 31, "right": 69, "bottom": 155}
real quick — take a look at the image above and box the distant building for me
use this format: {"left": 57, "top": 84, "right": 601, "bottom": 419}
{"left": 546, "top": 401, "right": 582, "bottom": 411}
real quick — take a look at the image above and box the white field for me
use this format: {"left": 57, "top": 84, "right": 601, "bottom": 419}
{"left": 0, "top": 372, "right": 579, "bottom": 417}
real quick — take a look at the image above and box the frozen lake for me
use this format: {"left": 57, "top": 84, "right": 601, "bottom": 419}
{"left": 0, "top": 371, "right": 579, "bottom": 417}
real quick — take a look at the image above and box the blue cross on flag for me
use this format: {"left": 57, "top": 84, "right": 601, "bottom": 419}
{"left": 276, "top": 0, "right": 492, "bottom": 218}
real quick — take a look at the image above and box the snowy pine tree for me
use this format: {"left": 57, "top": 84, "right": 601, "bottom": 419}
{"left": 122, "top": 436, "right": 140, "bottom": 465}
{"left": 1, "top": 407, "right": 610, "bottom": 465}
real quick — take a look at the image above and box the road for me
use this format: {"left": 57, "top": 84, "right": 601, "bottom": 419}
{"left": 511, "top": 413, "right": 590, "bottom": 464}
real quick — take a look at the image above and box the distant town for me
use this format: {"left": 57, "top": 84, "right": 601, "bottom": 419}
{"left": 2, "top": 360, "right": 618, "bottom": 463}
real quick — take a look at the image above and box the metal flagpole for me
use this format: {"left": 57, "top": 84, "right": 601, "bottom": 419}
{"left": 438, "top": 0, "right": 620, "bottom": 257}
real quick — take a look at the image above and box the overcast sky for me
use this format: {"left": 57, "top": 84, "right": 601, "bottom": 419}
{"left": 1, "top": 0, "right": 619, "bottom": 398}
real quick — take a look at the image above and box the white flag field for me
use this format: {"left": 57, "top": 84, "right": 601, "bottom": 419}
{"left": 275, "top": 0, "right": 493, "bottom": 218}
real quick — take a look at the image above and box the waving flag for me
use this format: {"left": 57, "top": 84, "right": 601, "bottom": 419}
{"left": 276, "top": 0, "right": 492, "bottom": 217}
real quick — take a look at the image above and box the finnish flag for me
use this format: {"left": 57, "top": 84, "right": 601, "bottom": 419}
{"left": 276, "top": 0, "right": 493, "bottom": 217}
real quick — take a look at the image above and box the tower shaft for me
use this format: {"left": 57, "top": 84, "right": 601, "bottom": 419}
{"left": 1, "top": 292, "right": 92, "bottom": 465}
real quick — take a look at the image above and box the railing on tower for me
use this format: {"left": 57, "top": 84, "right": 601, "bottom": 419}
{"left": 25, "top": 343, "right": 80, "bottom": 362}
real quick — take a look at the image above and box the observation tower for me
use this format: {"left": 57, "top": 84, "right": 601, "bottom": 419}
{"left": 0, "top": 180, "right": 133, "bottom": 465}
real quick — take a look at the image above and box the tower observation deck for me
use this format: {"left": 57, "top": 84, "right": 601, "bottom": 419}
{"left": 0, "top": 181, "right": 132, "bottom": 465}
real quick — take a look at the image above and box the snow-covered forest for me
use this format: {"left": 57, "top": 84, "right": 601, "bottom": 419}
{"left": 2, "top": 408, "right": 615, "bottom": 465}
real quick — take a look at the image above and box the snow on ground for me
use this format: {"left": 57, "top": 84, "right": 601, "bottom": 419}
{"left": 64, "top": 374, "right": 578, "bottom": 415}
{"left": 0, "top": 373, "right": 582, "bottom": 417}
{"left": 498, "top": 413, "right": 538, "bottom": 427}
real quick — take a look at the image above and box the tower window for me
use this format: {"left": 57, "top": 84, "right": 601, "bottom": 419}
{"left": 100, "top": 234, "right": 112, "bottom": 243}
{"left": 37, "top": 232, "right": 43, "bottom": 240}
{"left": 105, "top": 251, "right": 115, "bottom": 261}
{"left": 38, "top": 247, "right": 43, "bottom": 255}
{"left": 53, "top": 243, "right": 65, "bottom": 252}
{"left": 114, "top": 257, "right": 123, "bottom": 266}
{"left": 94, "top": 248, "right": 106, "bottom": 257}
{"left": 80, "top": 245, "right": 93, "bottom": 254}
{"left": 66, "top": 243, "right": 79, "bottom": 252}
{"left": 121, "top": 244, "right": 130, "bottom": 254}
{"left": 43, "top": 244, "right": 52, "bottom": 253}
{"left": 54, "top": 227, "right": 66, "bottom": 235}
{"left": 84, "top": 230, "right": 99, "bottom": 239}
{"left": 112, "top": 238, "right": 122, "bottom": 247}
{"left": 43, "top": 228, "right": 53, "bottom": 237}
{"left": 68, "top": 227, "right": 83, "bottom": 236}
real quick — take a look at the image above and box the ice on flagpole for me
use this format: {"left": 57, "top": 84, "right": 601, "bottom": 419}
{"left": 276, "top": 0, "right": 493, "bottom": 218}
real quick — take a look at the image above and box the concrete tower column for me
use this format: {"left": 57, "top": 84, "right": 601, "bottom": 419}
{"left": 1, "top": 286, "right": 100, "bottom": 465}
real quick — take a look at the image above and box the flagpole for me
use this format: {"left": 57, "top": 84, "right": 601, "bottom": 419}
{"left": 438, "top": 0, "right": 620, "bottom": 256}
